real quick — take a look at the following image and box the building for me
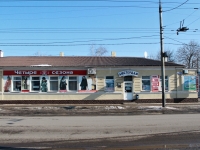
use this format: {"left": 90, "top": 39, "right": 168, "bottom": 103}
{"left": 0, "top": 51, "right": 198, "bottom": 104}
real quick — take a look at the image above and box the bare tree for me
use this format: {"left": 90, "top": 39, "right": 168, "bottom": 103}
{"left": 89, "top": 45, "right": 108, "bottom": 56}
{"left": 155, "top": 48, "right": 175, "bottom": 62}
{"left": 175, "top": 40, "right": 200, "bottom": 68}
{"left": 148, "top": 48, "right": 175, "bottom": 62}
{"left": 34, "top": 51, "right": 47, "bottom": 56}
{"left": 147, "top": 53, "right": 157, "bottom": 60}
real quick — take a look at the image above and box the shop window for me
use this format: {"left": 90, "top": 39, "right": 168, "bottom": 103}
{"left": 41, "top": 76, "right": 48, "bottom": 92}
{"left": 22, "top": 76, "right": 30, "bottom": 91}
{"left": 31, "top": 76, "right": 40, "bottom": 92}
{"left": 4, "top": 76, "right": 12, "bottom": 92}
{"left": 142, "top": 76, "right": 150, "bottom": 91}
{"left": 69, "top": 76, "right": 77, "bottom": 91}
{"left": 50, "top": 76, "right": 58, "bottom": 91}
{"left": 59, "top": 76, "right": 67, "bottom": 91}
{"left": 13, "top": 76, "right": 22, "bottom": 92}
{"left": 105, "top": 76, "right": 114, "bottom": 92}
{"left": 159, "top": 76, "right": 169, "bottom": 91}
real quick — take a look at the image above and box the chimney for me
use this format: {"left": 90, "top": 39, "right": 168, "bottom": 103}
{"left": 144, "top": 51, "right": 148, "bottom": 58}
{"left": 60, "top": 52, "right": 64, "bottom": 56}
{"left": 0, "top": 50, "right": 3, "bottom": 57}
{"left": 111, "top": 51, "right": 116, "bottom": 57}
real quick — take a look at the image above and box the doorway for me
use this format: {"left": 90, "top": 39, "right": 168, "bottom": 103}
{"left": 123, "top": 76, "right": 133, "bottom": 100}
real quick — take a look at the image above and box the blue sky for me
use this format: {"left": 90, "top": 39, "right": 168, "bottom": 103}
{"left": 0, "top": 0, "right": 199, "bottom": 57}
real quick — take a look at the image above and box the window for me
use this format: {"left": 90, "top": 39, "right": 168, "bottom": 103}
{"left": 4, "top": 76, "right": 12, "bottom": 92}
{"left": 105, "top": 76, "right": 114, "bottom": 92}
{"left": 142, "top": 76, "right": 150, "bottom": 91}
{"left": 50, "top": 76, "right": 58, "bottom": 91}
{"left": 69, "top": 76, "right": 77, "bottom": 91}
{"left": 22, "top": 76, "right": 29, "bottom": 91}
{"left": 31, "top": 76, "right": 40, "bottom": 91}
{"left": 13, "top": 76, "right": 22, "bottom": 92}
{"left": 160, "top": 76, "right": 168, "bottom": 91}
{"left": 124, "top": 76, "right": 132, "bottom": 81}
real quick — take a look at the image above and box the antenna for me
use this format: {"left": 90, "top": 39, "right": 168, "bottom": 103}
{"left": 177, "top": 19, "right": 189, "bottom": 35}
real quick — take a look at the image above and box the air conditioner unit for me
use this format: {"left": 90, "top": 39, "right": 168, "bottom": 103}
{"left": 183, "top": 69, "right": 188, "bottom": 74}
{"left": 88, "top": 68, "right": 96, "bottom": 74}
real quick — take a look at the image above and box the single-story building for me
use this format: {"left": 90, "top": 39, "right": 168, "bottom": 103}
{"left": 0, "top": 50, "right": 198, "bottom": 104}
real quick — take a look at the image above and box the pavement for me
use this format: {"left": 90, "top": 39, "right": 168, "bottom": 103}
{"left": 0, "top": 101, "right": 200, "bottom": 116}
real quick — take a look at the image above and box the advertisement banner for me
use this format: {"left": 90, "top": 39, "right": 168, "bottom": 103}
{"left": 151, "top": 75, "right": 159, "bottom": 92}
{"left": 184, "top": 76, "right": 196, "bottom": 91}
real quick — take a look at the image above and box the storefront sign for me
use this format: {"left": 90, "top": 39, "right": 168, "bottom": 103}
{"left": 3, "top": 70, "right": 87, "bottom": 75}
{"left": 118, "top": 70, "right": 138, "bottom": 77}
{"left": 151, "top": 75, "right": 159, "bottom": 92}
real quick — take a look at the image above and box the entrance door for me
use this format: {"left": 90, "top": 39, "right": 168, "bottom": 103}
{"left": 123, "top": 76, "right": 133, "bottom": 100}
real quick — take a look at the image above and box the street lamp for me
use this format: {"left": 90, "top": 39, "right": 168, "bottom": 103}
{"left": 162, "top": 52, "right": 168, "bottom": 62}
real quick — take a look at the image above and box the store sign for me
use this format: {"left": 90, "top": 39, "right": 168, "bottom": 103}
{"left": 118, "top": 70, "right": 138, "bottom": 77}
{"left": 3, "top": 70, "right": 87, "bottom": 75}
{"left": 151, "top": 75, "right": 159, "bottom": 92}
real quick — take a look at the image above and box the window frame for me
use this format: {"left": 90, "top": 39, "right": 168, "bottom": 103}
{"left": 159, "top": 76, "right": 169, "bottom": 91}
{"left": 68, "top": 76, "right": 77, "bottom": 91}
{"left": 12, "top": 76, "right": 22, "bottom": 92}
{"left": 31, "top": 76, "right": 40, "bottom": 92}
{"left": 105, "top": 76, "right": 114, "bottom": 92}
{"left": 142, "top": 76, "right": 151, "bottom": 91}
{"left": 49, "top": 76, "right": 59, "bottom": 92}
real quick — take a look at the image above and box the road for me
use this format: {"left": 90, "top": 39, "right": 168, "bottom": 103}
{"left": 0, "top": 114, "right": 200, "bottom": 149}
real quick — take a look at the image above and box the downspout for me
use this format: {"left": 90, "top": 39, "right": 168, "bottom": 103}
{"left": 1, "top": 70, "right": 3, "bottom": 100}
{"left": 175, "top": 67, "right": 178, "bottom": 99}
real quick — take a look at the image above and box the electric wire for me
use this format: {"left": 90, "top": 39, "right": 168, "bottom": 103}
{"left": 163, "top": 0, "right": 189, "bottom": 12}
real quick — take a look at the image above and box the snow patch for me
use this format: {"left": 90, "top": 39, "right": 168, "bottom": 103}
{"left": 105, "top": 106, "right": 125, "bottom": 110}
{"left": 138, "top": 106, "right": 177, "bottom": 110}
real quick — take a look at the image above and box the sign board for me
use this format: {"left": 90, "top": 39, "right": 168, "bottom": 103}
{"left": 151, "top": 75, "right": 159, "bottom": 92}
{"left": 3, "top": 70, "right": 87, "bottom": 76}
{"left": 118, "top": 70, "right": 138, "bottom": 77}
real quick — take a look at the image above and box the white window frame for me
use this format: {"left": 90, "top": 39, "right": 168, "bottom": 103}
{"left": 159, "top": 76, "right": 169, "bottom": 91}
{"left": 49, "top": 76, "right": 59, "bottom": 92}
{"left": 68, "top": 76, "right": 77, "bottom": 91}
{"left": 31, "top": 76, "right": 40, "bottom": 92}
{"left": 12, "top": 76, "right": 22, "bottom": 92}
{"left": 105, "top": 76, "right": 114, "bottom": 92}
{"left": 142, "top": 76, "right": 151, "bottom": 91}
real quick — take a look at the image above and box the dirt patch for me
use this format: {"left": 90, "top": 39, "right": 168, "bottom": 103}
{"left": 0, "top": 105, "right": 200, "bottom": 116}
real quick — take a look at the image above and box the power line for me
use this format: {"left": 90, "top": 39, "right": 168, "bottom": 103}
{"left": 163, "top": 0, "right": 189, "bottom": 12}
{"left": 0, "top": 35, "right": 160, "bottom": 44}
{"left": 0, "top": 42, "right": 160, "bottom": 46}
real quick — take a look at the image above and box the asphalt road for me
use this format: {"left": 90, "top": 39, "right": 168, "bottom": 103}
{"left": 0, "top": 114, "right": 200, "bottom": 149}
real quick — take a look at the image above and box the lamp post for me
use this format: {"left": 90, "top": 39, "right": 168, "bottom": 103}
{"left": 159, "top": 0, "right": 166, "bottom": 107}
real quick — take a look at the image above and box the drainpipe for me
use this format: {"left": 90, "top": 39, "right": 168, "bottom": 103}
{"left": 1, "top": 70, "right": 3, "bottom": 100}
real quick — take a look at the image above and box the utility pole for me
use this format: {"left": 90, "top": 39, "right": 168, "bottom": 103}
{"left": 159, "top": 0, "right": 166, "bottom": 107}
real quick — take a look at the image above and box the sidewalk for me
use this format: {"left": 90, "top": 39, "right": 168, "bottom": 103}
{"left": 0, "top": 101, "right": 200, "bottom": 116}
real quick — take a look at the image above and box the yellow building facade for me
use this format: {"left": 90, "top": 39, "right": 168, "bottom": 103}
{"left": 0, "top": 55, "right": 198, "bottom": 104}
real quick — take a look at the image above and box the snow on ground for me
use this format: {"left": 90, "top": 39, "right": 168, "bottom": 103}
{"left": 104, "top": 106, "right": 125, "bottom": 110}
{"left": 138, "top": 106, "right": 178, "bottom": 110}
